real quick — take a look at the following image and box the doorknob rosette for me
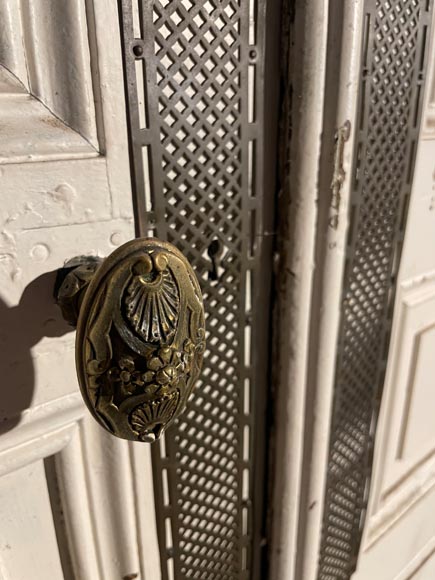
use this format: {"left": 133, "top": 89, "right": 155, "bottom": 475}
{"left": 56, "top": 239, "right": 205, "bottom": 442}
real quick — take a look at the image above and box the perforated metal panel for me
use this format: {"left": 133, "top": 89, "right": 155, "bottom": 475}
{"left": 318, "top": 1, "right": 434, "bottom": 579}
{"left": 119, "top": 1, "right": 280, "bottom": 578}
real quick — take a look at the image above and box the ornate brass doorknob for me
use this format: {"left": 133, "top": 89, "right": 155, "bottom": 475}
{"left": 55, "top": 239, "right": 205, "bottom": 442}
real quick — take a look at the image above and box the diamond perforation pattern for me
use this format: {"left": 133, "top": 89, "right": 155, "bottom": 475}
{"left": 318, "top": 1, "right": 433, "bottom": 579}
{"left": 154, "top": 1, "right": 245, "bottom": 578}
{"left": 120, "top": 0, "right": 275, "bottom": 575}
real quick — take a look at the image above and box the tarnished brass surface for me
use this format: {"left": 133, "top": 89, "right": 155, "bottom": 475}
{"left": 56, "top": 238, "right": 205, "bottom": 442}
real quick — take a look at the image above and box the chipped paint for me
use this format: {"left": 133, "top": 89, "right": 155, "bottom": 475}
{"left": 0, "top": 230, "right": 20, "bottom": 280}
{"left": 45, "top": 183, "right": 76, "bottom": 215}
{"left": 329, "top": 120, "right": 351, "bottom": 229}
{"left": 4, "top": 183, "right": 77, "bottom": 229}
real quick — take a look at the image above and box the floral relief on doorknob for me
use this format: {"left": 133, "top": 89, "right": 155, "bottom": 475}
{"left": 55, "top": 239, "right": 205, "bottom": 442}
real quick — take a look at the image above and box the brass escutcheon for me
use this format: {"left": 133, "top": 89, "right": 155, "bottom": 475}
{"left": 55, "top": 238, "right": 205, "bottom": 442}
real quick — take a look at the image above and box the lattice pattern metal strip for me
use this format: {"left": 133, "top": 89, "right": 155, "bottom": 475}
{"left": 119, "top": 1, "right": 278, "bottom": 578}
{"left": 318, "top": 1, "right": 434, "bottom": 579}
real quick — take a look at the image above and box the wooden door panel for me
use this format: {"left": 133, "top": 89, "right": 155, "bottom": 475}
{"left": 361, "top": 283, "right": 435, "bottom": 546}
{"left": 0, "top": 461, "right": 65, "bottom": 579}
{"left": 0, "top": 392, "right": 160, "bottom": 579}
{"left": 0, "top": 1, "right": 161, "bottom": 578}
{"left": 355, "top": 485, "right": 435, "bottom": 578}
{"left": 375, "top": 279, "right": 435, "bottom": 499}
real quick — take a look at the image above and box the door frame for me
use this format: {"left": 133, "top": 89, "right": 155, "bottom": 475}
{"left": 268, "top": 1, "right": 364, "bottom": 579}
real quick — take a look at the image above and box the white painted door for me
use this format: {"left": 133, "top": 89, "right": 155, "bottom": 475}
{"left": 0, "top": 2, "right": 160, "bottom": 579}
{"left": 353, "top": 22, "right": 435, "bottom": 580}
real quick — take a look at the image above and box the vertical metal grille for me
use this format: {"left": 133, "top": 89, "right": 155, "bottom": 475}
{"left": 318, "top": 1, "right": 434, "bottom": 578}
{"left": 119, "top": 1, "right": 279, "bottom": 578}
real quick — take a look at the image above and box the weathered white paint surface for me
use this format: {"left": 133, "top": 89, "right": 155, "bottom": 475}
{"left": 0, "top": 95, "right": 98, "bottom": 163}
{"left": 269, "top": 1, "right": 363, "bottom": 579}
{"left": 0, "top": 1, "right": 161, "bottom": 578}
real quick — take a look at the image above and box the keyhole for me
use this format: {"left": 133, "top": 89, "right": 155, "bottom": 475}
{"left": 207, "top": 239, "right": 222, "bottom": 281}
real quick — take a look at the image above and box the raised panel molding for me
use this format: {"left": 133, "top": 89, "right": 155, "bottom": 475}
{"left": 0, "top": 92, "right": 99, "bottom": 164}
{"left": 393, "top": 536, "right": 435, "bottom": 580}
{"left": 367, "top": 454, "right": 435, "bottom": 548}
{"left": 0, "top": 393, "right": 161, "bottom": 580}
{"left": 0, "top": 394, "right": 83, "bottom": 477}
{"left": 0, "top": 460, "right": 66, "bottom": 579}
{"left": 20, "top": 0, "right": 99, "bottom": 147}
{"left": 364, "top": 274, "right": 435, "bottom": 547}
{"left": 81, "top": 420, "right": 161, "bottom": 580}
{"left": 0, "top": 2, "right": 28, "bottom": 89}
{"left": 0, "top": 0, "right": 102, "bottom": 163}
{"left": 54, "top": 424, "right": 102, "bottom": 580}
{"left": 396, "top": 322, "right": 435, "bottom": 460}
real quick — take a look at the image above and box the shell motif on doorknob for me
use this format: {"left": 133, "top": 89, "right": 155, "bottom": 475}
{"left": 55, "top": 239, "right": 205, "bottom": 442}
